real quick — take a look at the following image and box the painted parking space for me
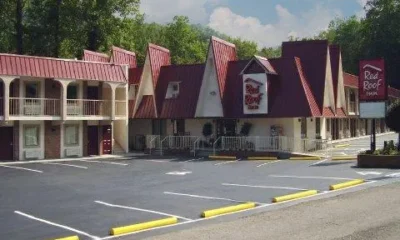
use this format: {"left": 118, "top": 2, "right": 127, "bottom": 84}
{"left": 0, "top": 155, "right": 395, "bottom": 240}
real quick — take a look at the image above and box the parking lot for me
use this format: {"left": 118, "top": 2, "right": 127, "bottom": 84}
{"left": 1, "top": 153, "right": 400, "bottom": 240}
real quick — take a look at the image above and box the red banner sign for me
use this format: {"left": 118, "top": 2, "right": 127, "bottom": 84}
{"left": 359, "top": 59, "right": 386, "bottom": 101}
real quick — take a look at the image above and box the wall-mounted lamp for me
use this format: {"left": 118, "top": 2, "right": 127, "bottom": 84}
{"left": 298, "top": 118, "right": 302, "bottom": 122}
{"left": 310, "top": 118, "right": 313, "bottom": 122}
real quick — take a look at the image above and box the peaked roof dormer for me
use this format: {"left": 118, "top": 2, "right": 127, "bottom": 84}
{"left": 133, "top": 43, "right": 171, "bottom": 118}
{"left": 111, "top": 46, "right": 137, "bottom": 68}
{"left": 329, "top": 45, "right": 347, "bottom": 117}
{"left": 82, "top": 50, "right": 109, "bottom": 63}
{"left": 240, "top": 55, "right": 277, "bottom": 75}
{"left": 282, "top": 40, "right": 336, "bottom": 117}
{"left": 195, "top": 37, "right": 237, "bottom": 118}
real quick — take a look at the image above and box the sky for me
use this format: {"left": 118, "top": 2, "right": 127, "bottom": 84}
{"left": 140, "top": 0, "right": 368, "bottom": 48}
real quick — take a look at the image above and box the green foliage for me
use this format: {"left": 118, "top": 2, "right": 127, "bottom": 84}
{"left": 385, "top": 100, "right": 400, "bottom": 132}
{"left": 202, "top": 122, "right": 213, "bottom": 137}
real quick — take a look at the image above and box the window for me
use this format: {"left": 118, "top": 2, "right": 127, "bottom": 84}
{"left": 25, "top": 82, "right": 39, "bottom": 98}
{"left": 166, "top": 82, "right": 180, "bottom": 99}
{"left": 24, "top": 125, "right": 39, "bottom": 147}
{"left": 172, "top": 83, "right": 179, "bottom": 92}
{"left": 316, "top": 118, "right": 321, "bottom": 136}
{"left": 67, "top": 85, "right": 78, "bottom": 99}
{"left": 64, "top": 125, "right": 79, "bottom": 146}
{"left": 326, "top": 119, "right": 331, "bottom": 132}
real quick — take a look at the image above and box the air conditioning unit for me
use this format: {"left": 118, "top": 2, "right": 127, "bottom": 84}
{"left": 65, "top": 148, "right": 80, "bottom": 157}
{"left": 25, "top": 150, "right": 41, "bottom": 160}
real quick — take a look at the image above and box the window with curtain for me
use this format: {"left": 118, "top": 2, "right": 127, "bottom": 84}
{"left": 65, "top": 125, "right": 79, "bottom": 146}
{"left": 24, "top": 125, "right": 39, "bottom": 147}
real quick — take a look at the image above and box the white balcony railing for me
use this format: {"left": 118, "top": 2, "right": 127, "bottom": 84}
{"left": 66, "top": 99, "right": 111, "bottom": 116}
{"left": 9, "top": 97, "right": 60, "bottom": 116}
{"left": 115, "top": 100, "right": 126, "bottom": 117}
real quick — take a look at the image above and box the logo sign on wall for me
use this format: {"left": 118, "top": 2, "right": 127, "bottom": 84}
{"left": 359, "top": 59, "right": 387, "bottom": 101}
{"left": 243, "top": 74, "right": 268, "bottom": 115}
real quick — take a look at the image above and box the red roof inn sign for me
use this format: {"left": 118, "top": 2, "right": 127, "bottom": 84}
{"left": 359, "top": 59, "right": 387, "bottom": 101}
{"left": 242, "top": 73, "right": 268, "bottom": 115}
{"left": 359, "top": 59, "right": 387, "bottom": 119}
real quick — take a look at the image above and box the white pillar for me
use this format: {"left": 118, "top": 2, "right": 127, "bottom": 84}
{"left": 105, "top": 83, "right": 120, "bottom": 121}
{"left": 2, "top": 76, "right": 16, "bottom": 121}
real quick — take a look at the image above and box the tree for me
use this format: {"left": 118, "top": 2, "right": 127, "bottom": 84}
{"left": 385, "top": 100, "right": 400, "bottom": 150}
{"left": 259, "top": 46, "right": 281, "bottom": 58}
{"left": 228, "top": 37, "right": 258, "bottom": 59}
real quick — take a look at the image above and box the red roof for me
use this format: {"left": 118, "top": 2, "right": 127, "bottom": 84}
{"left": 83, "top": 50, "right": 109, "bottom": 63}
{"left": 323, "top": 107, "right": 335, "bottom": 117}
{"left": 240, "top": 56, "right": 277, "bottom": 75}
{"left": 111, "top": 46, "right": 137, "bottom": 68}
{"left": 255, "top": 56, "right": 277, "bottom": 74}
{"left": 129, "top": 67, "right": 143, "bottom": 85}
{"left": 0, "top": 53, "right": 127, "bottom": 83}
{"left": 329, "top": 45, "right": 340, "bottom": 103}
{"left": 156, "top": 64, "right": 205, "bottom": 119}
{"left": 344, "top": 72, "right": 358, "bottom": 88}
{"left": 389, "top": 86, "right": 400, "bottom": 98}
{"left": 282, "top": 40, "right": 330, "bottom": 113}
{"left": 148, "top": 44, "right": 171, "bottom": 87}
{"left": 135, "top": 95, "right": 156, "bottom": 118}
{"left": 224, "top": 57, "right": 321, "bottom": 118}
{"left": 336, "top": 107, "right": 346, "bottom": 117}
{"left": 211, "top": 36, "right": 238, "bottom": 99}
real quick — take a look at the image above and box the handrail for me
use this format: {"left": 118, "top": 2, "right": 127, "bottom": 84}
{"left": 160, "top": 136, "right": 169, "bottom": 156}
{"left": 193, "top": 137, "right": 201, "bottom": 157}
{"left": 213, "top": 137, "right": 221, "bottom": 156}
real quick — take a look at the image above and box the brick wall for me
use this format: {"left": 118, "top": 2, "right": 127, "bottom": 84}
{"left": 44, "top": 122, "right": 60, "bottom": 159}
{"left": 13, "top": 121, "right": 19, "bottom": 160}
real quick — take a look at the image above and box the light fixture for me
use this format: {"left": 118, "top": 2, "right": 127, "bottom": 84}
{"left": 210, "top": 91, "right": 216, "bottom": 96}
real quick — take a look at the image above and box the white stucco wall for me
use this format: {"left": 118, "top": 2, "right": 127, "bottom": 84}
{"left": 323, "top": 49, "right": 336, "bottom": 109}
{"left": 240, "top": 118, "right": 296, "bottom": 137}
{"left": 60, "top": 121, "right": 83, "bottom": 158}
{"left": 337, "top": 54, "right": 346, "bottom": 109}
{"left": 195, "top": 44, "right": 224, "bottom": 117}
{"left": 114, "top": 119, "right": 129, "bottom": 153}
{"left": 134, "top": 53, "right": 154, "bottom": 115}
{"left": 19, "top": 120, "right": 45, "bottom": 160}
{"left": 185, "top": 119, "right": 213, "bottom": 138}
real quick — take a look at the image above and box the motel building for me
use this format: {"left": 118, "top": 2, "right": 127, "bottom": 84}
{"left": 0, "top": 47, "right": 130, "bottom": 161}
{"left": 128, "top": 37, "right": 400, "bottom": 155}
{"left": 0, "top": 37, "right": 399, "bottom": 161}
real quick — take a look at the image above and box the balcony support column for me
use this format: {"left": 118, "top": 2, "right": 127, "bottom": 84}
{"left": 54, "top": 79, "right": 74, "bottom": 121}
{"left": 1, "top": 76, "right": 17, "bottom": 121}
{"left": 104, "top": 82, "right": 120, "bottom": 121}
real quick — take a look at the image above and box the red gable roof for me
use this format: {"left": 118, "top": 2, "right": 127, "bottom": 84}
{"left": 156, "top": 64, "right": 205, "bottom": 119}
{"left": 0, "top": 53, "right": 127, "bottom": 83}
{"left": 129, "top": 67, "right": 143, "bottom": 85}
{"left": 329, "top": 45, "right": 340, "bottom": 103}
{"left": 111, "top": 46, "right": 137, "bottom": 68}
{"left": 240, "top": 56, "right": 277, "bottom": 75}
{"left": 336, "top": 108, "right": 346, "bottom": 117}
{"left": 148, "top": 43, "right": 171, "bottom": 87}
{"left": 323, "top": 107, "right": 335, "bottom": 117}
{"left": 135, "top": 95, "right": 156, "bottom": 118}
{"left": 344, "top": 72, "right": 358, "bottom": 88}
{"left": 83, "top": 50, "right": 109, "bottom": 63}
{"left": 223, "top": 57, "right": 320, "bottom": 118}
{"left": 282, "top": 40, "right": 329, "bottom": 113}
{"left": 211, "top": 36, "right": 238, "bottom": 99}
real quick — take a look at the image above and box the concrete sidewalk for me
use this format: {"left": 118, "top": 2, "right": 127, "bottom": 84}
{"left": 141, "top": 182, "right": 400, "bottom": 240}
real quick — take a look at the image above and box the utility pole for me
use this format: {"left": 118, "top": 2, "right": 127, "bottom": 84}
{"left": 371, "top": 119, "right": 376, "bottom": 152}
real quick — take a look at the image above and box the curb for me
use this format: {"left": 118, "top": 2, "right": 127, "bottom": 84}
{"left": 334, "top": 144, "right": 350, "bottom": 148}
{"left": 208, "top": 155, "right": 237, "bottom": 160}
{"left": 272, "top": 190, "right": 318, "bottom": 203}
{"left": 110, "top": 217, "right": 178, "bottom": 236}
{"left": 201, "top": 202, "right": 256, "bottom": 218}
{"left": 289, "top": 157, "right": 322, "bottom": 160}
{"left": 247, "top": 157, "right": 278, "bottom": 160}
{"left": 331, "top": 156, "right": 357, "bottom": 160}
{"left": 53, "top": 236, "right": 79, "bottom": 240}
{"left": 329, "top": 179, "right": 365, "bottom": 190}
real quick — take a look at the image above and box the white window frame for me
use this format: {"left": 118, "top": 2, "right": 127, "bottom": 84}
{"left": 64, "top": 124, "right": 79, "bottom": 146}
{"left": 24, "top": 125, "right": 40, "bottom": 148}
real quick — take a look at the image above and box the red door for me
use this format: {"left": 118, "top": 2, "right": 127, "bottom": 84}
{"left": 87, "top": 126, "right": 99, "bottom": 156}
{"left": 0, "top": 127, "right": 13, "bottom": 161}
{"left": 102, "top": 125, "right": 112, "bottom": 154}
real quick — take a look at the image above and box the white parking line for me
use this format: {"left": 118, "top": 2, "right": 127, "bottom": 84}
{"left": 184, "top": 157, "right": 204, "bottom": 162}
{"left": 222, "top": 183, "right": 308, "bottom": 191}
{"left": 145, "top": 160, "right": 173, "bottom": 163}
{"left": 164, "top": 191, "right": 267, "bottom": 204}
{"left": 15, "top": 211, "right": 100, "bottom": 240}
{"left": 0, "top": 165, "right": 43, "bottom": 173}
{"left": 257, "top": 160, "right": 282, "bottom": 168}
{"left": 214, "top": 160, "right": 238, "bottom": 166}
{"left": 78, "top": 160, "right": 128, "bottom": 166}
{"left": 94, "top": 200, "right": 193, "bottom": 221}
{"left": 269, "top": 175, "right": 354, "bottom": 180}
{"left": 42, "top": 162, "right": 88, "bottom": 169}
{"left": 309, "top": 159, "right": 329, "bottom": 166}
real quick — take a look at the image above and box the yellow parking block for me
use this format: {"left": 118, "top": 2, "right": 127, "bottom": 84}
{"left": 329, "top": 179, "right": 365, "bottom": 190}
{"left": 331, "top": 156, "right": 357, "bottom": 160}
{"left": 201, "top": 202, "right": 256, "bottom": 218}
{"left": 272, "top": 190, "right": 318, "bottom": 203}
{"left": 208, "top": 155, "right": 237, "bottom": 160}
{"left": 289, "top": 156, "right": 322, "bottom": 160}
{"left": 334, "top": 144, "right": 350, "bottom": 148}
{"left": 110, "top": 217, "right": 178, "bottom": 236}
{"left": 247, "top": 157, "right": 278, "bottom": 160}
{"left": 53, "top": 236, "right": 79, "bottom": 240}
